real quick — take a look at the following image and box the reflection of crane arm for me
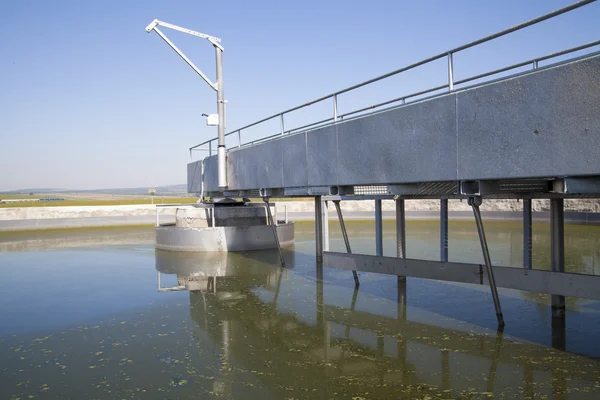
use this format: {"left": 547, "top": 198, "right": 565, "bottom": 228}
{"left": 145, "top": 19, "right": 223, "bottom": 91}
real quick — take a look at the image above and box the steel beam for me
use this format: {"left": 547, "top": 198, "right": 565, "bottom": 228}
{"left": 551, "top": 198, "right": 566, "bottom": 318}
{"left": 323, "top": 252, "right": 600, "bottom": 300}
{"left": 322, "top": 200, "right": 329, "bottom": 251}
{"left": 523, "top": 199, "right": 532, "bottom": 270}
{"left": 440, "top": 199, "right": 449, "bottom": 262}
{"left": 375, "top": 199, "right": 383, "bottom": 256}
{"left": 315, "top": 196, "right": 323, "bottom": 263}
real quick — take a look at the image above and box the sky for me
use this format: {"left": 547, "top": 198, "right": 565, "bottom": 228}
{"left": 0, "top": 0, "right": 598, "bottom": 191}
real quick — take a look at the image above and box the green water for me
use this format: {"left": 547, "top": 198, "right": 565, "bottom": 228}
{"left": 1, "top": 220, "right": 600, "bottom": 399}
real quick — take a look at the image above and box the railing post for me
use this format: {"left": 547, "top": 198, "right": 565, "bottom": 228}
{"left": 209, "top": 141, "right": 212, "bottom": 156}
{"left": 447, "top": 52, "right": 454, "bottom": 91}
{"left": 333, "top": 95, "right": 338, "bottom": 121}
{"left": 237, "top": 130, "right": 241, "bottom": 148}
{"left": 532, "top": 60, "right": 539, "bottom": 69}
{"left": 280, "top": 113, "right": 285, "bottom": 135}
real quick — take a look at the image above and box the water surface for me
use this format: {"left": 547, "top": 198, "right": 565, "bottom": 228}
{"left": 1, "top": 221, "right": 600, "bottom": 399}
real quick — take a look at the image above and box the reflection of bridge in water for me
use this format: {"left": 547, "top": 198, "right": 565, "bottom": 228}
{"left": 155, "top": 250, "right": 599, "bottom": 398}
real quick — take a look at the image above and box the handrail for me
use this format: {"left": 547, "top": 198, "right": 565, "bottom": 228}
{"left": 190, "top": 0, "right": 597, "bottom": 155}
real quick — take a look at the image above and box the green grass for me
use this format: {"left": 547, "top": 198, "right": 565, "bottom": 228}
{"left": 0, "top": 197, "right": 198, "bottom": 208}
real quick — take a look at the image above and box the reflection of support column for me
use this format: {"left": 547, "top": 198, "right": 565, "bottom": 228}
{"left": 333, "top": 200, "right": 359, "bottom": 287}
{"left": 469, "top": 197, "right": 505, "bottom": 326}
{"left": 523, "top": 362, "right": 534, "bottom": 399}
{"left": 375, "top": 199, "right": 383, "bottom": 256}
{"left": 272, "top": 268, "right": 284, "bottom": 306}
{"left": 440, "top": 199, "right": 449, "bottom": 262}
{"left": 377, "top": 335, "right": 385, "bottom": 384}
{"left": 345, "top": 288, "right": 358, "bottom": 338}
{"left": 551, "top": 198, "right": 566, "bottom": 318}
{"left": 264, "top": 198, "right": 286, "bottom": 267}
{"left": 316, "top": 264, "right": 324, "bottom": 330}
{"left": 441, "top": 350, "right": 450, "bottom": 391}
{"left": 552, "top": 315, "right": 566, "bottom": 351}
{"left": 315, "top": 197, "right": 323, "bottom": 264}
{"left": 396, "top": 198, "right": 407, "bottom": 321}
{"left": 523, "top": 199, "right": 533, "bottom": 270}
{"left": 322, "top": 200, "right": 330, "bottom": 251}
{"left": 486, "top": 328, "right": 504, "bottom": 393}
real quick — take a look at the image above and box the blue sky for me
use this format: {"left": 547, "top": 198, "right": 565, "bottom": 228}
{"left": 1, "top": 0, "right": 598, "bottom": 191}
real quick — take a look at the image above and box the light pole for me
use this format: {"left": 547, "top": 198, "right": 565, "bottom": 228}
{"left": 145, "top": 19, "right": 227, "bottom": 189}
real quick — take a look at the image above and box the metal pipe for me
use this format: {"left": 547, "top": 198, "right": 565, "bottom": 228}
{"left": 333, "top": 200, "right": 359, "bottom": 287}
{"left": 396, "top": 199, "right": 406, "bottom": 259}
{"left": 280, "top": 114, "right": 285, "bottom": 136}
{"left": 469, "top": 197, "right": 505, "bottom": 326}
{"left": 209, "top": 141, "right": 212, "bottom": 156}
{"left": 551, "top": 198, "right": 565, "bottom": 318}
{"left": 440, "top": 199, "right": 449, "bottom": 262}
{"left": 237, "top": 130, "right": 241, "bottom": 148}
{"left": 315, "top": 196, "right": 323, "bottom": 263}
{"left": 215, "top": 46, "right": 227, "bottom": 188}
{"left": 323, "top": 200, "right": 329, "bottom": 251}
{"left": 523, "top": 199, "right": 532, "bottom": 270}
{"left": 447, "top": 53, "right": 454, "bottom": 91}
{"left": 533, "top": 60, "right": 539, "bottom": 69}
{"left": 156, "top": 208, "right": 160, "bottom": 227}
{"left": 264, "top": 198, "right": 285, "bottom": 267}
{"left": 333, "top": 95, "right": 338, "bottom": 121}
{"left": 375, "top": 199, "right": 383, "bottom": 256}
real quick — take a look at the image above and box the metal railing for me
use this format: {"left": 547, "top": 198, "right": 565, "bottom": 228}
{"left": 190, "top": 0, "right": 598, "bottom": 157}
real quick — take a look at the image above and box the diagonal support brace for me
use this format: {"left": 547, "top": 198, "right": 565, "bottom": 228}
{"left": 469, "top": 196, "right": 505, "bottom": 326}
{"left": 333, "top": 200, "right": 360, "bottom": 288}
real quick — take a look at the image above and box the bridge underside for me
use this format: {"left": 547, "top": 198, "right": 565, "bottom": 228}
{"left": 190, "top": 54, "right": 600, "bottom": 200}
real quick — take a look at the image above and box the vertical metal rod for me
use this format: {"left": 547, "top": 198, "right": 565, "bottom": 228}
{"left": 280, "top": 113, "right": 285, "bottom": 135}
{"left": 523, "top": 199, "right": 532, "bottom": 270}
{"left": 333, "top": 95, "right": 338, "bottom": 121}
{"left": 396, "top": 199, "right": 406, "bottom": 259}
{"left": 375, "top": 199, "right": 383, "bottom": 256}
{"left": 447, "top": 52, "right": 454, "bottom": 91}
{"left": 284, "top": 205, "right": 288, "bottom": 224}
{"left": 209, "top": 141, "right": 212, "bottom": 156}
{"left": 469, "top": 197, "right": 505, "bottom": 326}
{"left": 215, "top": 46, "right": 227, "bottom": 188}
{"left": 237, "top": 130, "right": 241, "bottom": 148}
{"left": 401, "top": 98, "right": 406, "bottom": 105}
{"left": 322, "top": 200, "right": 329, "bottom": 251}
{"left": 273, "top": 204, "right": 278, "bottom": 225}
{"left": 533, "top": 60, "right": 539, "bottom": 69}
{"left": 551, "top": 198, "right": 566, "bottom": 318}
{"left": 333, "top": 200, "right": 359, "bottom": 287}
{"left": 315, "top": 196, "right": 323, "bottom": 263}
{"left": 396, "top": 198, "right": 407, "bottom": 296}
{"left": 211, "top": 207, "right": 215, "bottom": 227}
{"left": 440, "top": 199, "right": 449, "bottom": 262}
{"left": 264, "top": 198, "right": 285, "bottom": 267}
{"left": 156, "top": 208, "right": 160, "bottom": 227}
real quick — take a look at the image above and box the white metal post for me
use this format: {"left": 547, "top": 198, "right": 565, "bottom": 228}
{"left": 215, "top": 46, "right": 227, "bottom": 188}
{"left": 447, "top": 52, "right": 454, "bottom": 91}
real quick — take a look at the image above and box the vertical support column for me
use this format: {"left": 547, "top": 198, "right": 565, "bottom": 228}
{"left": 396, "top": 198, "right": 407, "bottom": 318}
{"left": 523, "top": 199, "right": 532, "bottom": 270}
{"left": 322, "top": 200, "right": 330, "bottom": 252}
{"left": 280, "top": 113, "right": 285, "bottom": 136}
{"left": 315, "top": 196, "right": 323, "bottom": 264}
{"left": 333, "top": 95, "right": 338, "bottom": 121}
{"left": 333, "top": 200, "right": 359, "bottom": 287}
{"left": 551, "top": 198, "right": 566, "bottom": 318}
{"left": 375, "top": 199, "right": 383, "bottom": 256}
{"left": 440, "top": 199, "right": 449, "bottom": 262}
{"left": 215, "top": 46, "right": 227, "bottom": 188}
{"left": 469, "top": 197, "right": 505, "bottom": 326}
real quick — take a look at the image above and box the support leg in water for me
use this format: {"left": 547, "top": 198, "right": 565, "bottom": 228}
{"left": 263, "top": 197, "right": 285, "bottom": 267}
{"left": 469, "top": 196, "right": 505, "bottom": 327}
{"left": 333, "top": 200, "right": 359, "bottom": 288}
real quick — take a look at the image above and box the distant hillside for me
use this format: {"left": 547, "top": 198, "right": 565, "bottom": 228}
{"left": 4, "top": 184, "right": 189, "bottom": 197}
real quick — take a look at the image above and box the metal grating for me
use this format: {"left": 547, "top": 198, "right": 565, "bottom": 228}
{"left": 353, "top": 185, "right": 388, "bottom": 195}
